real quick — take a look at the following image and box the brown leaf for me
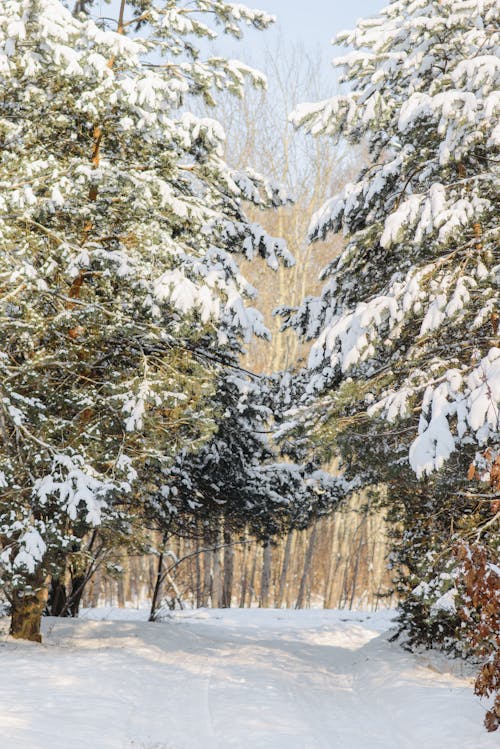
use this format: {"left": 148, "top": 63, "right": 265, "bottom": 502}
{"left": 68, "top": 325, "right": 86, "bottom": 340}
{"left": 491, "top": 311, "right": 499, "bottom": 336}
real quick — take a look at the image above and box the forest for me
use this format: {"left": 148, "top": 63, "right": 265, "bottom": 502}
{"left": 0, "top": 0, "right": 498, "bottom": 744}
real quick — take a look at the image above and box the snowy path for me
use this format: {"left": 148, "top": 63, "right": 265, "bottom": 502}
{"left": 0, "top": 609, "right": 496, "bottom": 749}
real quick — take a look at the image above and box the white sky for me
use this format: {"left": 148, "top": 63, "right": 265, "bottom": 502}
{"left": 250, "top": 0, "right": 383, "bottom": 47}
{"left": 202, "top": 0, "right": 384, "bottom": 87}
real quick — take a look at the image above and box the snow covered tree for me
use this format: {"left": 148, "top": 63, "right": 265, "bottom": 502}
{"left": 145, "top": 369, "right": 346, "bottom": 618}
{"left": 281, "top": 0, "right": 499, "bottom": 654}
{"left": 0, "top": 0, "right": 293, "bottom": 640}
{"left": 149, "top": 371, "right": 345, "bottom": 541}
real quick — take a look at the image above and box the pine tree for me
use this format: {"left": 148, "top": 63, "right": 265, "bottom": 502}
{"left": 152, "top": 371, "right": 345, "bottom": 541}
{"left": 282, "top": 0, "right": 499, "bottom": 653}
{"left": 145, "top": 369, "right": 346, "bottom": 619}
{"left": 0, "top": 0, "right": 293, "bottom": 640}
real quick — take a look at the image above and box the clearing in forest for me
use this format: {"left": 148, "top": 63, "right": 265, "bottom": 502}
{"left": 0, "top": 608, "right": 496, "bottom": 749}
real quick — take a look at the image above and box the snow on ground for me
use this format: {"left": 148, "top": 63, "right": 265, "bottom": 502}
{"left": 0, "top": 608, "right": 496, "bottom": 749}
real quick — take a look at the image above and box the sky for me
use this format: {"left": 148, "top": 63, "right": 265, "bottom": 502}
{"left": 203, "top": 0, "right": 384, "bottom": 85}
{"left": 252, "top": 0, "right": 382, "bottom": 48}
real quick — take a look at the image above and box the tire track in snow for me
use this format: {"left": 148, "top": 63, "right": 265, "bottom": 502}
{"left": 119, "top": 625, "right": 219, "bottom": 749}
{"left": 196, "top": 626, "right": 364, "bottom": 749}
{"left": 2, "top": 612, "right": 496, "bottom": 749}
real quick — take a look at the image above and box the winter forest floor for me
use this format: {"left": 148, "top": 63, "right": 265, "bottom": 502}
{"left": 0, "top": 608, "right": 496, "bottom": 749}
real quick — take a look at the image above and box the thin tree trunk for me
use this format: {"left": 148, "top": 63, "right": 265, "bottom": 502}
{"left": 122, "top": 552, "right": 131, "bottom": 604}
{"left": 335, "top": 510, "right": 352, "bottom": 608}
{"left": 165, "top": 572, "right": 183, "bottom": 609}
{"left": 202, "top": 526, "right": 212, "bottom": 607}
{"left": 239, "top": 540, "right": 249, "bottom": 608}
{"left": 149, "top": 549, "right": 165, "bottom": 621}
{"left": 221, "top": 528, "right": 234, "bottom": 608}
{"left": 246, "top": 546, "right": 259, "bottom": 608}
{"left": 212, "top": 532, "right": 223, "bottom": 608}
{"left": 349, "top": 515, "right": 368, "bottom": 609}
{"left": 276, "top": 531, "right": 293, "bottom": 608}
{"left": 195, "top": 531, "right": 202, "bottom": 608}
{"left": 117, "top": 564, "right": 125, "bottom": 609}
{"left": 296, "top": 521, "right": 318, "bottom": 609}
{"left": 259, "top": 541, "right": 272, "bottom": 608}
{"left": 285, "top": 531, "right": 299, "bottom": 608}
{"left": 324, "top": 517, "right": 341, "bottom": 608}
{"left": 90, "top": 565, "right": 101, "bottom": 607}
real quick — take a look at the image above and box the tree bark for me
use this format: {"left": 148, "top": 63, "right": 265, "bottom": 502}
{"left": 200, "top": 526, "right": 212, "bottom": 607}
{"left": 10, "top": 570, "right": 48, "bottom": 642}
{"left": 239, "top": 539, "right": 249, "bottom": 608}
{"left": 349, "top": 514, "right": 368, "bottom": 609}
{"left": 195, "top": 532, "right": 202, "bottom": 608}
{"left": 68, "top": 573, "right": 87, "bottom": 617}
{"left": 212, "top": 532, "right": 223, "bottom": 608}
{"left": 259, "top": 541, "right": 272, "bottom": 608}
{"left": 46, "top": 576, "right": 68, "bottom": 617}
{"left": 285, "top": 531, "right": 299, "bottom": 608}
{"left": 276, "top": 531, "right": 293, "bottom": 608}
{"left": 117, "top": 553, "right": 126, "bottom": 609}
{"left": 221, "top": 528, "right": 234, "bottom": 608}
{"left": 296, "top": 521, "right": 318, "bottom": 609}
{"left": 149, "top": 549, "right": 164, "bottom": 621}
{"left": 246, "top": 546, "right": 259, "bottom": 608}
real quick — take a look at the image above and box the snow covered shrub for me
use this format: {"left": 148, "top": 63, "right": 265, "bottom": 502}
{"left": 393, "top": 551, "right": 462, "bottom": 653}
{"left": 281, "top": 0, "right": 499, "bottom": 677}
{"left": 0, "top": 0, "right": 295, "bottom": 640}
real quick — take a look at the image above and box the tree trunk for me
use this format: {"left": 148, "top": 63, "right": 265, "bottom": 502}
{"left": 46, "top": 576, "right": 68, "bottom": 617}
{"left": 10, "top": 570, "right": 48, "bottom": 642}
{"left": 201, "top": 526, "right": 213, "bottom": 607}
{"left": 90, "top": 565, "right": 102, "bottom": 608}
{"left": 324, "top": 517, "right": 341, "bottom": 608}
{"left": 259, "top": 541, "right": 272, "bottom": 608}
{"left": 212, "top": 534, "right": 223, "bottom": 608}
{"left": 239, "top": 540, "right": 249, "bottom": 608}
{"left": 276, "top": 531, "right": 293, "bottom": 608}
{"left": 68, "top": 573, "right": 87, "bottom": 617}
{"left": 349, "top": 514, "right": 368, "bottom": 609}
{"left": 246, "top": 546, "right": 259, "bottom": 608}
{"left": 195, "top": 530, "right": 202, "bottom": 608}
{"left": 285, "top": 531, "right": 299, "bottom": 608}
{"left": 149, "top": 549, "right": 164, "bottom": 621}
{"left": 296, "top": 521, "right": 318, "bottom": 609}
{"left": 221, "top": 528, "right": 234, "bottom": 608}
{"left": 117, "top": 553, "right": 126, "bottom": 608}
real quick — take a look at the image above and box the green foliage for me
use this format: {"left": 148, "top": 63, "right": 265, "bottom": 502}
{"left": 280, "top": 0, "right": 499, "bottom": 664}
{"left": 0, "top": 0, "right": 293, "bottom": 620}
